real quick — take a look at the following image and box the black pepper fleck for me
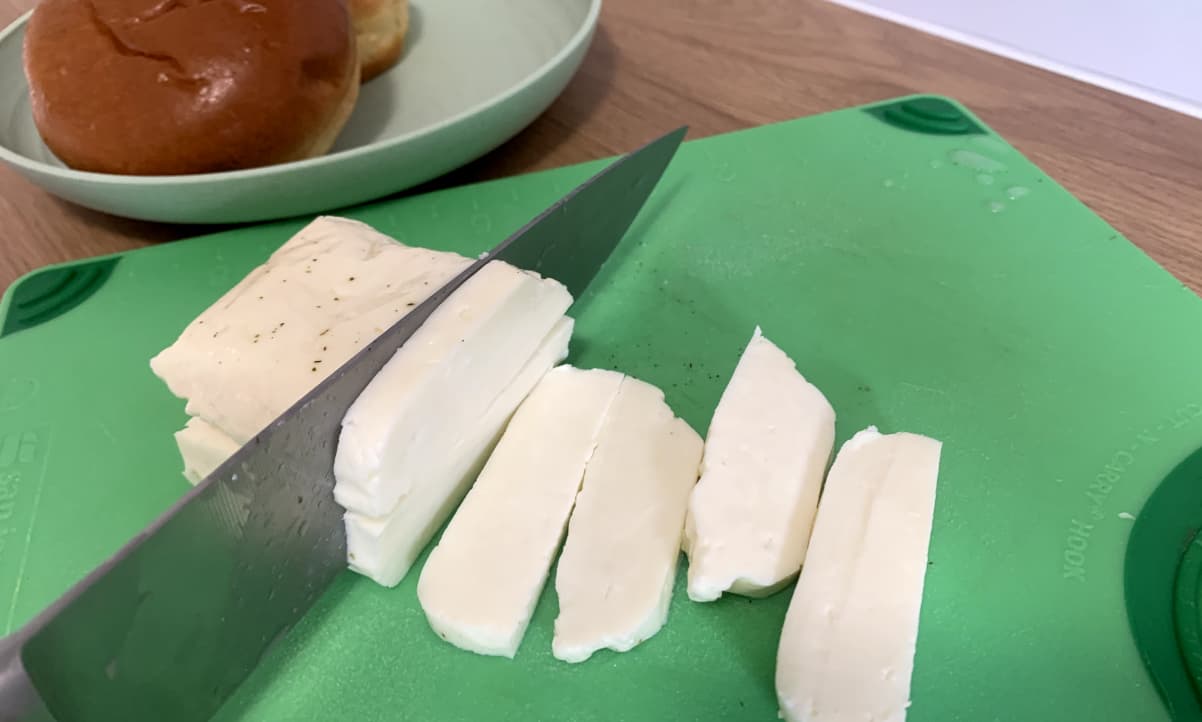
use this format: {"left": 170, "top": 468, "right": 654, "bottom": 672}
{"left": 320, "top": 329, "right": 330, "bottom": 336}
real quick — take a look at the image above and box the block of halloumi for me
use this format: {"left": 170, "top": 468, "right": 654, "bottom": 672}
{"left": 332, "top": 260, "right": 573, "bottom": 518}
{"left": 344, "top": 318, "right": 574, "bottom": 588}
{"left": 417, "top": 366, "right": 623, "bottom": 657}
{"left": 150, "top": 216, "right": 473, "bottom": 449}
{"left": 683, "top": 326, "right": 836, "bottom": 601}
{"left": 552, "top": 376, "right": 703, "bottom": 664}
{"left": 775, "top": 426, "right": 941, "bottom": 722}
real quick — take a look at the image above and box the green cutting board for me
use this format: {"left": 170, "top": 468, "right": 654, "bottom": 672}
{"left": 2, "top": 95, "right": 1199, "bottom": 721}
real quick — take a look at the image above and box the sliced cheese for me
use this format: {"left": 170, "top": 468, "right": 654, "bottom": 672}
{"left": 683, "top": 326, "right": 836, "bottom": 601}
{"left": 775, "top": 426, "right": 941, "bottom": 722}
{"left": 416, "top": 366, "right": 623, "bottom": 657}
{"left": 332, "top": 260, "right": 572, "bottom": 518}
{"left": 344, "top": 318, "right": 573, "bottom": 588}
{"left": 150, "top": 216, "right": 473, "bottom": 446}
{"left": 552, "top": 376, "right": 703, "bottom": 663}
{"left": 175, "top": 417, "right": 241, "bottom": 485}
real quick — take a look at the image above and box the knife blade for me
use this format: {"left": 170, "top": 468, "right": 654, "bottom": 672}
{"left": 0, "top": 125, "right": 687, "bottom": 722}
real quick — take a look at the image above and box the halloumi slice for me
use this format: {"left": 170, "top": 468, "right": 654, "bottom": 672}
{"left": 552, "top": 377, "right": 703, "bottom": 663}
{"left": 343, "top": 318, "right": 574, "bottom": 588}
{"left": 332, "top": 260, "right": 572, "bottom": 518}
{"left": 775, "top": 426, "right": 941, "bottom": 722}
{"left": 416, "top": 366, "right": 623, "bottom": 657}
{"left": 150, "top": 216, "right": 473, "bottom": 447}
{"left": 683, "top": 326, "right": 836, "bottom": 601}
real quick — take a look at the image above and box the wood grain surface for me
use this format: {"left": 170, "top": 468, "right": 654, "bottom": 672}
{"left": 2, "top": 0, "right": 1200, "bottom": 293}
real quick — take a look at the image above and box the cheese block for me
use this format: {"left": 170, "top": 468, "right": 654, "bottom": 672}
{"left": 683, "top": 326, "right": 836, "bottom": 601}
{"left": 417, "top": 365, "right": 623, "bottom": 657}
{"left": 775, "top": 426, "right": 941, "bottom": 722}
{"left": 150, "top": 216, "right": 473, "bottom": 448}
{"left": 552, "top": 376, "right": 703, "bottom": 664}
{"left": 332, "top": 260, "right": 573, "bottom": 518}
{"left": 344, "top": 318, "right": 574, "bottom": 588}
{"left": 175, "top": 417, "right": 242, "bottom": 485}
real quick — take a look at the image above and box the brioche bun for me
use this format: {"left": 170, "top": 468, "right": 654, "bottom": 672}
{"left": 349, "top": 0, "right": 408, "bottom": 82}
{"left": 22, "top": 0, "right": 359, "bottom": 175}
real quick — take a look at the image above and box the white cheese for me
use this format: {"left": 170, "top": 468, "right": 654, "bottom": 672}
{"left": 150, "top": 216, "right": 473, "bottom": 446}
{"left": 552, "top": 376, "right": 703, "bottom": 663}
{"left": 175, "top": 417, "right": 241, "bottom": 485}
{"left": 775, "top": 426, "right": 941, "bottom": 722}
{"left": 332, "top": 260, "right": 572, "bottom": 518}
{"left": 343, "top": 318, "right": 574, "bottom": 588}
{"left": 416, "top": 366, "right": 623, "bottom": 657}
{"left": 683, "top": 326, "right": 836, "bottom": 601}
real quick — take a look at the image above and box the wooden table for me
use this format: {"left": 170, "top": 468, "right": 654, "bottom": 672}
{"left": 3, "top": 0, "right": 1201, "bottom": 293}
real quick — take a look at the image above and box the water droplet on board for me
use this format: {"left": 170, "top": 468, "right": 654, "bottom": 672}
{"left": 929, "top": 159, "right": 943, "bottom": 169}
{"left": 950, "top": 149, "right": 1006, "bottom": 174}
{"left": 882, "top": 178, "right": 895, "bottom": 188}
{"left": 987, "top": 201, "right": 1006, "bottom": 214}
{"left": 1006, "top": 185, "right": 1030, "bottom": 200}
{"left": 976, "top": 173, "right": 994, "bottom": 186}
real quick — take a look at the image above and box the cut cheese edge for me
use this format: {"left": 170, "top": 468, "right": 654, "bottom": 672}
{"left": 416, "top": 366, "right": 623, "bottom": 657}
{"left": 775, "top": 426, "right": 941, "bottom": 722}
{"left": 552, "top": 376, "right": 703, "bottom": 663}
{"left": 150, "top": 216, "right": 472, "bottom": 447}
{"left": 175, "top": 417, "right": 242, "bottom": 485}
{"left": 344, "top": 318, "right": 574, "bottom": 588}
{"left": 683, "top": 326, "right": 836, "bottom": 601}
{"left": 333, "top": 260, "right": 572, "bottom": 518}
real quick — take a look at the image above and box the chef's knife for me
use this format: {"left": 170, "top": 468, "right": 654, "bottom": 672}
{"left": 0, "top": 126, "right": 687, "bottom": 722}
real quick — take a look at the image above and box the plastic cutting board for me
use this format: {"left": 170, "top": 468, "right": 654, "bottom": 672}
{"left": 1, "top": 95, "right": 1200, "bottom": 721}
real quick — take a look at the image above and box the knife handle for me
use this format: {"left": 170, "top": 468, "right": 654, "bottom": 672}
{"left": 0, "top": 635, "right": 55, "bottom": 722}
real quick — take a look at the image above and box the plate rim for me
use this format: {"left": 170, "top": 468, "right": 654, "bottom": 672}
{"left": 0, "top": 0, "right": 603, "bottom": 185}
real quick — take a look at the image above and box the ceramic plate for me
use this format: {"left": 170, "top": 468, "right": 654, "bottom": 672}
{"left": 0, "top": 0, "right": 599, "bottom": 224}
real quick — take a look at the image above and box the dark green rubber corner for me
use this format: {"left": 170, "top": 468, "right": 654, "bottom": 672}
{"left": 864, "top": 96, "right": 986, "bottom": 135}
{"left": 1125, "top": 448, "right": 1202, "bottom": 721}
{"left": 0, "top": 257, "right": 119, "bottom": 338}
{"left": 1176, "top": 532, "right": 1202, "bottom": 705}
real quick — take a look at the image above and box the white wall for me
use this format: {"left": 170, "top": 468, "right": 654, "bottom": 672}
{"left": 829, "top": 0, "right": 1202, "bottom": 119}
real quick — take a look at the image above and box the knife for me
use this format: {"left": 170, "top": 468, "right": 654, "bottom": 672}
{"left": 0, "top": 126, "right": 687, "bottom": 722}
